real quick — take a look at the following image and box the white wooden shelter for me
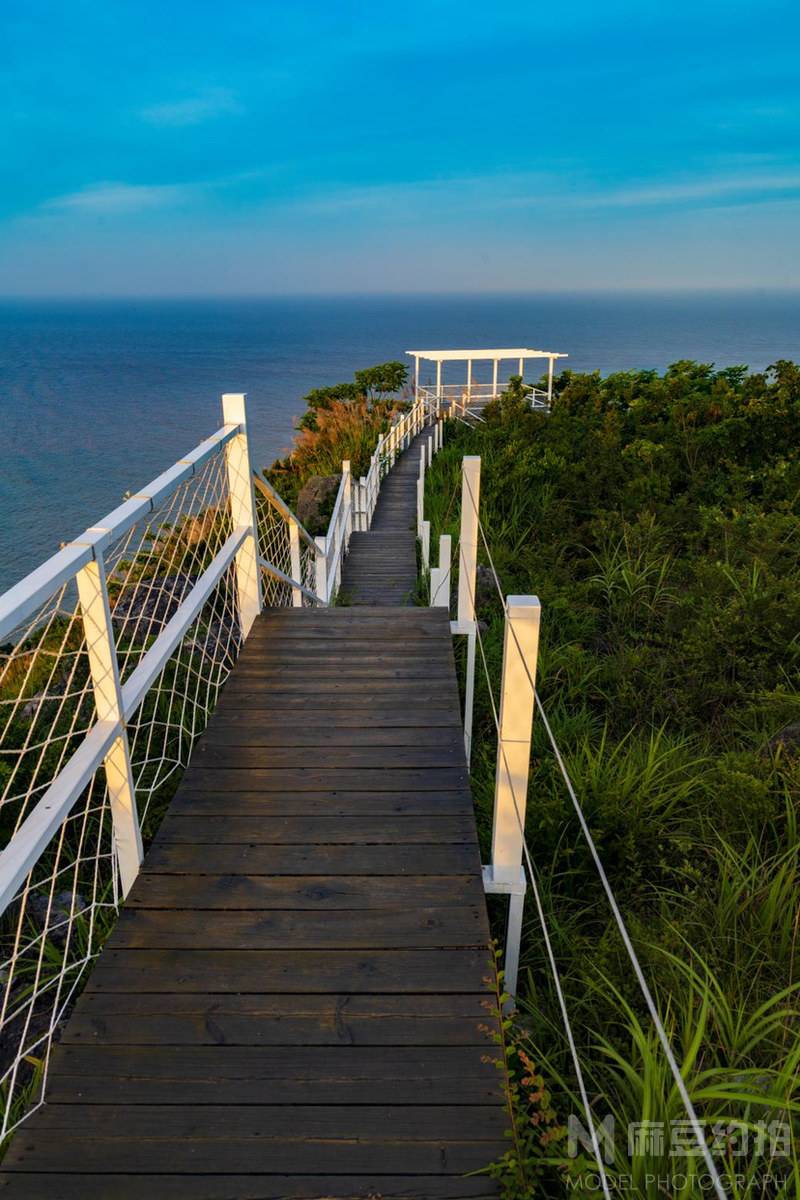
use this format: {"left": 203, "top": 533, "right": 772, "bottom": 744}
{"left": 406, "top": 347, "right": 568, "bottom": 411}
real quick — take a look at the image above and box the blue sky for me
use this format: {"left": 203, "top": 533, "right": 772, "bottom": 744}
{"left": 1, "top": 0, "right": 798, "bottom": 294}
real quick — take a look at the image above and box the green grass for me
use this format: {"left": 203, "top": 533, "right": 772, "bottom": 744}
{"left": 425, "top": 364, "right": 800, "bottom": 1197}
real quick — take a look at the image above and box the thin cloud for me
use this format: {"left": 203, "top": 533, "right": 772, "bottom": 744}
{"left": 584, "top": 173, "right": 800, "bottom": 208}
{"left": 292, "top": 172, "right": 561, "bottom": 217}
{"left": 297, "top": 169, "right": 800, "bottom": 220}
{"left": 43, "top": 182, "right": 194, "bottom": 214}
{"left": 140, "top": 88, "right": 242, "bottom": 127}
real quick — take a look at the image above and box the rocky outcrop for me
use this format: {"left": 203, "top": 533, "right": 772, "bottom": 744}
{"left": 296, "top": 474, "right": 341, "bottom": 534}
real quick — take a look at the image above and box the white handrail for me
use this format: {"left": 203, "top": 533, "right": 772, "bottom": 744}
{"left": 0, "top": 426, "right": 242, "bottom": 643}
{"left": 0, "top": 396, "right": 267, "bottom": 1138}
{"left": 253, "top": 473, "right": 318, "bottom": 552}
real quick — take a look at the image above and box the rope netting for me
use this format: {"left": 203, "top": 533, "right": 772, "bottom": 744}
{"left": 254, "top": 481, "right": 320, "bottom": 606}
{"left": 0, "top": 441, "right": 245, "bottom": 1138}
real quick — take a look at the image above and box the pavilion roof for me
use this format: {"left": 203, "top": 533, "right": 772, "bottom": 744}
{"left": 405, "top": 348, "right": 567, "bottom": 362}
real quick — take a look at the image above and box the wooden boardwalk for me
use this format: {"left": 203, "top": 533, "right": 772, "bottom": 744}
{"left": 0, "top": 433, "right": 507, "bottom": 1198}
{"left": 340, "top": 431, "right": 426, "bottom": 604}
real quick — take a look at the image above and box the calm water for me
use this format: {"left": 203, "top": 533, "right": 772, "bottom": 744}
{"left": 1, "top": 292, "right": 798, "bottom": 593}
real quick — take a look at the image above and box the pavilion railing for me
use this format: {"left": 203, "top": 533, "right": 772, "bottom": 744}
{"left": 418, "top": 382, "right": 551, "bottom": 414}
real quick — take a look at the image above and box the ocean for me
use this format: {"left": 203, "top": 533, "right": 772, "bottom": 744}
{"left": 1, "top": 291, "right": 798, "bottom": 594}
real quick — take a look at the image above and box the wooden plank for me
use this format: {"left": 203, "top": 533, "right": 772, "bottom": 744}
{"left": 125, "top": 872, "right": 483, "bottom": 909}
{"left": 176, "top": 767, "right": 470, "bottom": 792}
{"left": 43, "top": 1045, "right": 503, "bottom": 1104}
{"left": 153, "top": 815, "right": 476, "bottom": 844}
{"left": 23, "top": 1103, "right": 508, "bottom": 1140}
{"left": 229, "top": 665, "right": 451, "bottom": 680}
{"left": 145, "top": 842, "right": 481, "bottom": 875}
{"left": 85, "top": 949, "right": 494, "bottom": 994}
{"left": 111, "top": 906, "right": 488, "bottom": 949}
{"left": 189, "top": 744, "right": 465, "bottom": 769}
{"left": 244, "top": 624, "right": 450, "bottom": 637}
{"left": 203, "top": 708, "right": 463, "bottom": 728}
{"left": 233, "top": 651, "right": 455, "bottom": 666}
{"left": 167, "top": 790, "right": 473, "bottom": 816}
{"left": 246, "top": 624, "right": 448, "bottom": 640}
{"left": 214, "top": 694, "right": 460, "bottom": 713}
{"left": 220, "top": 678, "right": 458, "bottom": 694}
{"left": 0, "top": 1175, "right": 500, "bottom": 1198}
{"left": 199, "top": 723, "right": 464, "bottom": 747}
{"left": 214, "top": 691, "right": 460, "bottom": 710}
{"left": 62, "top": 992, "right": 498, "bottom": 1046}
{"left": 4, "top": 1134, "right": 506, "bottom": 1176}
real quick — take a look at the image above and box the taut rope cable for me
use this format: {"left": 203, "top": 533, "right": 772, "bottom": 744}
{"left": 462, "top": 542, "right": 613, "bottom": 1197}
{"left": 457, "top": 473, "right": 728, "bottom": 1200}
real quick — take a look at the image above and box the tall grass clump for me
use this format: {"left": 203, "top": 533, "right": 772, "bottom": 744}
{"left": 264, "top": 361, "right": 409, "bottom": 510}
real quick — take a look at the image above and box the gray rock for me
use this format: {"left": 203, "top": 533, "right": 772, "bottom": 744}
{"left": 26, "top": 891, "right": 88, "bottom": 947}
{"left": 768, "top": 723, "right": 800, "bottom": 756}
{"left": 22, "top": 681, "right": 65, "bottom": 720}
{"left": 182, "top": 508, "right": 219, "bottom": 547}
{"left": 111, "top": 572, "right": 197, "bottom": 639}
{"left": 475, "top": 564, "right": 498, "bottom": 609}
{"left": 296, "top": 475, "right": 341, "bottom": 534}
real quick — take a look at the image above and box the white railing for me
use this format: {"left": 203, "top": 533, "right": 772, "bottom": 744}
{"left": 0, "top": 384, "right": 435, "bottom": 1137}
{"left": 254, "top": 473, "right": 322, "bottom": 607}
{"left": 314, "top": 461, "right": 352, "bottom": 605}
{"left": 0, "top": 393, "right": 267, "bottom": 1137}
{"left": 352, "top": 391, "right": 430, "bottom": 531}
{"left": 418, "top": 381, "right": 551, "bottom": 415}
{"left": 417, "top": 448, "right": 728, "bottom": 1198}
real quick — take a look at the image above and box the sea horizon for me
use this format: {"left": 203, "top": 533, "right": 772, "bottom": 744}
{"left": 1, "top": 289, "right": 799, "bottom": 593}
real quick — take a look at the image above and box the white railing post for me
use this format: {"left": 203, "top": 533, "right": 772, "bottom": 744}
{"left": 430, "top": 533, "right": 451, "bottom": 607}
{"left": 315, "top": 536, "right": 328, "bottom": 604}
{"left": 485, "top": 595, "right": 540, "bottom": 999}
{"left": 457, "top": 456, "right": 480, "bottom": 626}
{"left": 75, "top": 555, "right": 143, "bottom": 897}
{"left": 342, "top": 460, "right": 352, "bottom": 546}
{"left": 221, "top": 393, "right": 262, "bottom": 636}
{"left": 288, "top": 519, "right": 303, "bottom": 607}
{"left": 421, "top": 520, "right": 431, "bottom": 571}
{"left": 370, "top": 456, "right": 379, "bottom": 521}
{"left": 457, "top": 456, "right": 481, "bottom": 762}
{"left": 360, "top": 477, "right": 369, "bottom": 530}
{"left": 417, "top": 448, "right": 425, "bottom": 536}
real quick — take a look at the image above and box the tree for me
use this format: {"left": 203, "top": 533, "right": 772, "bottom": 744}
{"left": 354, "top": 361, "right": 408, "bottom": 399}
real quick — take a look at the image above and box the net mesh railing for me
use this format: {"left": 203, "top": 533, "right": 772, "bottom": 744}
{"left": 254, "top": 480, "right": 321, "bottom": 606}
{"left": 0, "top": 584, "right": 111, "bottom": 1139}
{"left": 0, "top": 436, "right": 244, "bottom": 1139}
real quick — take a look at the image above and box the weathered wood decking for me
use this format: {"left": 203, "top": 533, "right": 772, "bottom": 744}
{"left": 0, "top": 433, "right": 507, "bottom": 1198}
{"left": 339, "top": 434, "right": 423, "bottom": 604}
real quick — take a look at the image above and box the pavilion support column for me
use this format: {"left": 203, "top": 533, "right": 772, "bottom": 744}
{"left": 547, "top": 356, "right": 555, "bottom": 406}
{"left": 436, "top": 360, "right": 442, "bottom": 418}
{"left": 492, "top": 359, "right": 498, "bottom": 398}
{"left": 467, "top": 359, "right": 472, "bottom": 404}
